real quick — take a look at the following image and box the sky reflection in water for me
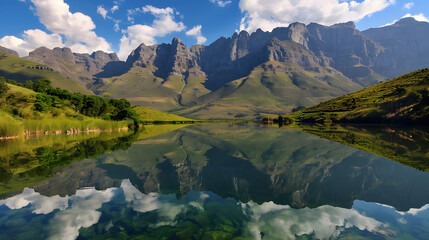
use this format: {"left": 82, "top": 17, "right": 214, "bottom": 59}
{"left": 0, "top": 124, "right": 428, "bottom": 239}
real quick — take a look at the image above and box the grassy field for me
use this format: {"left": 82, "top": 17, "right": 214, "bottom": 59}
{"left": 134, "top": 106, "right": 193, "bottom": 122}
{"left": 280, "top": 68, "right": 429, "bottom": 124}
{"left": 0, "top": 51, "right": 92, "bottom": 94}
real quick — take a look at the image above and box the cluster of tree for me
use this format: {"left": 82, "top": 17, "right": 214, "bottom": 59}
{"left": 1, "top": 77, "right": 140, "bottom": 126}
{"left": 0, "top": 77, "right": 10, "bottom": 96}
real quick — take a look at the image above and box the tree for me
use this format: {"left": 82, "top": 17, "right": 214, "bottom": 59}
{"left": 113, "top": 109, "right": 139, "bottom": 127}
{"left": 33, "top": 79, "right": 52, "bottom": 93}
{"left": 0, "top": 78, "right": 9, "bottom": 96}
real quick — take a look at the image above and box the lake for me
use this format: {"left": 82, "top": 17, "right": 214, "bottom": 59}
{"left": 0, "top": 123, "right": 428, "bottom": 239}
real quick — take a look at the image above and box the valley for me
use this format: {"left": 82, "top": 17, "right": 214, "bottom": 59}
{"left": 2, "top": 17, "right": 427, "bottom": 120}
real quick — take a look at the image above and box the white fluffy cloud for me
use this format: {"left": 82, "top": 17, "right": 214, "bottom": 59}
{"left": 118, "top": 5, "right": 186, "bottom": 60}
{"left": 403, "top": 2, "right": 414, "bottom": 9}
{"left": 186, "top": 25, "right": 207, "bottom": 44}
{"left": 0, "top": 0, "right": 111, "bottom": 56}
{"left": 239, "top": 0, "right": 394, "bottom": 32}
{"left": 209, "top": 0, "right": 232, "bottom": 7}
{"left": 0, "top": 29, "right": 63, "bottom": 56}
{"left": 97, "top": 6, "right": 108, "bottom": 19}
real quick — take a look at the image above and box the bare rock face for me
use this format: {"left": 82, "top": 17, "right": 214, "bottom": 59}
{"left": 25, "top": 47, "right": 120, "bottom": 87}
{"left": 305, "top": 22, "right": 384, "bottom": 85}
{"left": 0, "top": 46, "right": 19, "bottom": 56}
{"left": 264, "top": 38, "right": 328, "bottom": 70}
{"left": 363, "top": 17, "right": 429, "bottom": 78}
{"left": 126, "top": 38, "right": 199, "bottom": 77}
{"left": 123, "top": 21, "right": 387, "bottom": 90}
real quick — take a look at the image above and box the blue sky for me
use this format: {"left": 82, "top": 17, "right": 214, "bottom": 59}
{"left": 1, "top": 0, "right": 428, "bottom": 59}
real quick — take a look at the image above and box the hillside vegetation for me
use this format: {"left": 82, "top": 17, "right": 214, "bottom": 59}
{"left": 0, "top": 50, "right": 91, "bottom": 94}
{"left": 0, "top": 74, "right": 199, "bottom": 137}
{"left": 0, "top": 78, "right": 137, "bottom": 137}
{"left": 281, "top": 68, "right": 429, "bottom": 124}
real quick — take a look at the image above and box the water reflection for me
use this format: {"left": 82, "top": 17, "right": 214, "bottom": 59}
{"left": 2, "top": 179, "right": 429, "bottom": 239}
{"left": 0, "top": 124, "right": 428, "bottom": 239}
{"left": 26, "top": 124, "right": 429, "bottom": 210}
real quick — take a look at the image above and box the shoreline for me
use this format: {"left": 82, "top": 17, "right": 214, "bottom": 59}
{"left": 0, "top": 120, "right": 253, "bottom": 140}
{"left": 0, "top": 127, "right": 130, "bottom": 140}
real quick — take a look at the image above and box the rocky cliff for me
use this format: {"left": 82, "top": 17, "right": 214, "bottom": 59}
{"left": 363, "top": 17, "right": 429, "bottom": 78}
{"left": 25, "top": 47, "right": 120, "bottom": 87}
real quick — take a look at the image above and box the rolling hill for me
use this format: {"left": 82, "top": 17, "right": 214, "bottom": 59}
{"left": 0, "top": 50, "right": 91, "bottom": 94}
{"left": 285, "top": 68, "right": 429, "bottom": 124}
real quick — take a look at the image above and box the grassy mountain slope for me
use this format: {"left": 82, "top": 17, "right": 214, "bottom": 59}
{"left": 133, "top": 106, "right": 192, "bottom": 122}
{"left": 93, "top": 66, "right": 210, "bottom": 111}
{"left": 286, "top": 68, "right": 429, "bottom": 124}
{"left": 0, "top": 51, "right": 91, "bottom": 94}
{"left": 176, "top": 61, "right": 362, "bottom": 120}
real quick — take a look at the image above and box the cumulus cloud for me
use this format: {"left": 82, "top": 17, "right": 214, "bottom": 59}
{"left": 209, "top": 0, "right": 232, "bottom": 7}
{"left": 403, "top": 2, "right": 414, "bottom": 9}
{"left": 0, "top": 0, "right": 111, "bottom": 56}
{"left": 118, "top": 5, "right": 186, "bottom": 60}
{"left": 0, "top": 29, "right": 63, "bottom": 56}
{"left": 97, "top": 6, "right": 108, "bottom": 19}
{"left": 239, "top": 0, "right": 394, "bottom": 32}
{"left": 186, "top": 25, "right": 207, "bottom": 44}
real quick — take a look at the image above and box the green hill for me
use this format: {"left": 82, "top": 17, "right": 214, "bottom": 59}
{"left": 175, "top": 61, "right": 362, "bottom": 120}
{"left": 93, "top": 66, "right": 210, "bottom": 112}
{"left": 283, "top": 68, "right": 429, "bottom": 124}
{"left": 0, "top": 81, "right": 133, "bottom": 137}
{"left": 0, "top": 51, "right": 91, "bottom": 94}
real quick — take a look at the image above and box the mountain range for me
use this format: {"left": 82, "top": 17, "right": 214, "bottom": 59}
{"left": 1, "top": 17, "right": 429, "bottom": 119}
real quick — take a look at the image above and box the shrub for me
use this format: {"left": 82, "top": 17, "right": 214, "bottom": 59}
{"left": 0, "top": 80, "right": 9, "bottom": 97}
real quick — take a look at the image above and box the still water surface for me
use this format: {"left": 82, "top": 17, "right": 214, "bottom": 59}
{"left": 0, "top": 124, "right": 428, "bottom": 239}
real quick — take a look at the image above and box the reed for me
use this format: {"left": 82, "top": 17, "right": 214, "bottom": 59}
{"left": 0, "top": 113, "right": 24, "bottom": 138}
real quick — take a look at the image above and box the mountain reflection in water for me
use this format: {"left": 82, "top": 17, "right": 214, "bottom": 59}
{"left": 0, "top": 124, "right": 428, "bottom": 239}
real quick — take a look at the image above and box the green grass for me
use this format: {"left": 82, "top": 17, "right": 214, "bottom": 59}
{"left": 22, "top": 117, "right": 131, "bottom": 132}
{"left": 283, "top": 68, "right": 429, "bottom": 124}
{"left": 0, "top": 51, "right": 91, "bottom": 94}
{"left": 0, "top": 112, "right": 24, "bottom": 137}
{"left": 95, "top": 66, "right": 182, "bottom": 111}
{"left": 0, "top": 83, "right": 131, "bottom": 137}
{"left": 134, "top": 106, "right": 193, "bottom": 122}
